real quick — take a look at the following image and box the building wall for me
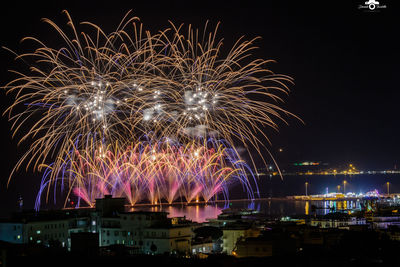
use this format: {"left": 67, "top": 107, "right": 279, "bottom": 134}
{"left": 0, "top": 209, "right": 192, "bottom": 255}
{"left": 192, "top": 242, "right": 213, "bottom": 255}
{"left": 142, "top": 226, "right": 192, "bottom": 254}
{"left": 310, "top": 218, "right": 366, "bottom": 228}
{"left": 0, "top": 223, "right": 24, "bottom": 244}
{"left": 98, "top": 212, "right": 168, "bottom": 249}
{"left": 222, "top": 228, "right": 260, "bottom": 255}
{"left": 372, "top": 221, "right": 400, "bottom": 229}
{"left": 26, "top": 219, "right": 70, "bottom": 248}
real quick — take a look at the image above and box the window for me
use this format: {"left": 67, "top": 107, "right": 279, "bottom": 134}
{"left": 36, "top": 230, "right": 41, "bottom": 234}
{"left": 115, "top": 231, "right": 119, "bottom": 236}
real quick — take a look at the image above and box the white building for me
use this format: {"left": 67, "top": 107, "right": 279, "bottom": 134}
{"left": 142, "top": 225, "right": 192, "bottom": 254}
{"left": 0, "top": 197, "right": 196, "bottom": 256}
{"left": 371, "top": 216, "right": 400, "bottom": 229}
{"left": 310, "top": 216, "right": 366, "bottom": 229}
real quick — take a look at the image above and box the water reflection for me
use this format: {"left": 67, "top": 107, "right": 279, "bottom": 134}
{"left": 305, "top": 201, "right": 309, "bottom": 215}
{"left": 128, "top": 199, "right": 364, "bottom": 223}
{"left": 129, "top": 204, "right": 223, "bottom": 223}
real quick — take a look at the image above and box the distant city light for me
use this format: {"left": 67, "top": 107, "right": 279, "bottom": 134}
{"left": 293, "top": 162, "right": 320, "bottom": 166}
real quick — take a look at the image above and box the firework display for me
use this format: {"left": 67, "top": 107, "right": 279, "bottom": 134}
{"left": 36, "top": 139, "right": 258, "bottom": 210}
{"left": 3, "top": 11, "right": 294, "bottom": 209}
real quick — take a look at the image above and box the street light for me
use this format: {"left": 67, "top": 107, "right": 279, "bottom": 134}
{"left": 343, "top": 180, "right": 347, "bottom": 195}
{"left": 387, "top": 182, "right": 390, "bottom": 195}
{"left": 337, "top": 185, "right": 341, "bottom": 193}
{"left": 305, "top": 182, "right": 309, "bottom": 196}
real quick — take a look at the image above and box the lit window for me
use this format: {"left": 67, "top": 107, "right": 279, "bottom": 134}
{"left": 17, "top": 235, "right": 21, "bottom": 239}
{"left": 92, "top": 221, "right": 96, "bottom": 226}
{"left": 36, "top": 230, "right": 41, "bottom": 234}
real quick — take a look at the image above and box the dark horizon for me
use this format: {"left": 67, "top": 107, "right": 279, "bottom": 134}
{"left": 0, "top": 1, "right": 398, "bottom": 215}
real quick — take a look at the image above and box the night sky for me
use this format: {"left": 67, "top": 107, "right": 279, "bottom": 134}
{"left": 0, "top": 1, "right": 398, "bottom": 214}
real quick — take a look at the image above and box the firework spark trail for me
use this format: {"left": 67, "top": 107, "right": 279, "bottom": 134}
{"left": 35, "top": 139, "right": 255, "bottom": 209}
{"left": 3, "top": 11, "right": 166, "bottom": 184}
{"left": 3, "top": 11, "right": 297, "bottom": 209}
